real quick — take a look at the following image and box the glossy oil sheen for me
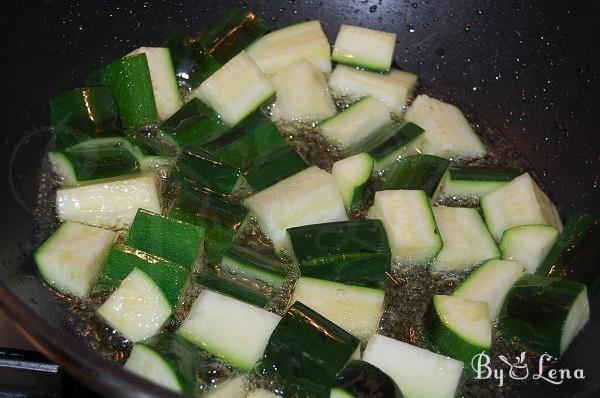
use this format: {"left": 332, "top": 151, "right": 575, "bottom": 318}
{"left": 380, "top": 154, "right": 449, "bottom": 196}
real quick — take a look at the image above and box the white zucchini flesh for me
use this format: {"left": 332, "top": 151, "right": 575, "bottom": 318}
{"left": 404, "top": 94, "right": 487, "bottom": 159}
{"left": 204, "top": 375, "right": 248, "bottom": 398}
{"left": 246, "top": 389, "right": 279, "bottom": 398}
{"left": 247, "top": 20, "right": 331, "bottom": 76}
{"left": 48, "top": 152, "right": 78, "bottom": 186}
{"left": 330, "top": 389, "right": 354, "bottom": 398}
{"left": 453, "top": 259, "right": 523, "bottom": 321}
{"left": 363, "top": 334, "right": 464, "bottom": 398}
{"left": 193, "top": 51, "right": 274, "bottom": 125}
{"left": 97, "top": 268, "right": 172, "bottom": 342}
{"left": 500, "top": 224, "right": 559, "bottom": 273}
{"left": 178, "top": 290, "right": 281, "bottom": 371}
{"left": 124, "top": 344, "right": 183, "bottom": 393}
{"left": 331, "top": 25, "right": 396, "bottom": 71}
{"left": 291, "top": 276, "right": 385, "bottom": 340}
{"left": 561, "top": 288, "right": 590, "bottom": 354}
{"left": 320, "top": 97, "right": 392, "bottom": 154}
{"left": 430, "top": 206, "right": 499, "bottom": 272}
{"left": 367, "top": 190, "right": 442, "bottom": 265}
{"left": 56, "top": 173, "right": 161, "bottom": 230}
{"left": 331, "top": 153, "right": 374, "bottom": 211}
{"left": 127, "top": 47, "right": 183, "bottom": 120}
{"left": 481, "top": 172, "right": 563, "bottom": 241}
{"left": 270, "top": 59, "right": 337, "bottom": 122}
{"left": 34, "top": 221, "right": 116, "bottom": 298}
{"left": 328, "top": 65, "right": 417, "bottom": 112}
{"left": 243, "top": 166, "right": 348, "bottom": 252}
{"left": 433, "top": 295, "right": 492, "bottom": 350}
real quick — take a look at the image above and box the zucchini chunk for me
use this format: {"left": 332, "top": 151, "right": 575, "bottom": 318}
{"left": 124, "top": 334, "right": 207, "bottom": 394}
{"left": 367, "top": 190, "right": 442, "bottom": 265}
{"left": 453, "top": 259, "right": 523, "bottom": 321}
{"left": 56, "top": 173, "right": 161, "bottom": 229}
{"left": 430, "top": 206, "right": 500, "bottom": 272}
{"left": 270, "top": 59, "right": 337, "bottom": 122}
{"left": 50, "top": 87, "right": 121, "bottom": 150}
{"left": 193, "top": 51, "right": 274, "bottom": 126}
{"left": 243, "top": 166, "right": 348, "bottom": 252}
{"left": 380, "top": 155, "right": 449, "bottom": 197}
{"left": 320, "top": 97, "right": 392, "bottom": 155}
{"left": 481, "top": 172, "right": 562, "bottom": 241}
{"left": 329, "top": 65, "right": 417, "bottom": 113}
{"left": 404, "top": 95, "right": 486, "bottom": 159}
{"left": 332, "top": 360, "right": 403, "bottom": 398}
{"left": 197, "top": 271, "right": 273, "bottom": 308}
{"left": 202, "top": 111, "right": 288, "bottom": 169}
{"left": 500, "top": 224, "right": 559, "bottom": 273}
{"left": 168, "top": 186, "right": 249, "bottom": 263}
{"left": 428, "top": 295, "right": 491, "bottom": 376}
{"left": 260, "top": 302, "right": 360, "bottom": 398}
{"left": 162, "top": 32, "right": 220, "bottom": 91}
{"left": 126, "top": 209, "right": 204, "bottom": 268}
{"left": 331, "top": 25, "right": 396, "bottom": 72}
{"left": 175, "top": 148, "right": 242, "bottom": 196}
{"left": 127, "top": 47, "right": 183, "bottom": 120}
{"left": 433, "top": 165, "right": 521, "bottom": 202}
{"left": 247, "top": 20, "right": 331, "bottom": 75}
{"left": 158, "top": 98, "right": 230, "bottom": 149}
{"left": 221, "top": 244, "right": 287, "bottom": 288}
{"left": 96, "top": 268, "right": 172, "bottom": 342}
{"left": 178, "top": 290, "right": 281, "bottom": 371}
{"left": 287, "top": 220, "right": 391, "bottom": 283}
{"left": 537, "top": 214, "right": 600, "bottom": 295}
{"left": 204, "top": 375, "right": 248, "bottom": 398}
{"left": 331, "top": 153, "right": 374, "bottom": 212}
{"left": 196, "top": 6, "right": 269, "bottom": 64}
{"left": 96, "top": 244, "right": 192, "bottom": 307}
{"left": 291, "top": 276, "right": 385, "bottom": 340}
{"left": 363, "top": 334, "right": 464, "bottom": 398}
{"left": 88, "top": 53, "right": 158, "bottom": 128}
{"left": 242, "top": 145, "right": 308, "bottom": 193}
{"left": 34, "top": 221, "right": 116, "bottom": 298}
{"left": 369, "top": 122, "right": 425, "bottom": 172}
{"left": 499, "top": 273, "right": 590, "bottom": 356}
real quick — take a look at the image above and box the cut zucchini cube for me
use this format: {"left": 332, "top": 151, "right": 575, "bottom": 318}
{"left": 178, "top": 290, "right": 281, "bottom": 371}
{"left": 243, "top": 166, "right": 348, "bottom": 252}
{"left": 175, "top": 148, "right": 243, "bottom": 196}
{"left": 203, "top": 375, "right": 248, "bottom": 398}
{"left": 481, "top": 172, "right": 562, "bottom": 241}
{"left": 430, "top": 206, "right": 500, "bottom": 272}
{"left": 193, "top": 51, "right": 274, "bottom": 126}
{"left": 34, "top": 221, "right": 116, "bottom": 298}
{"left": 500, "top": 224, "right": 559, "bottom": 273}
{"left": 363, "top": 334, "right": 464, "bottom": 398}
{"left": 369, "top": 121, "right": 425, "bottom": 172}
{"left": 332, "top": 25, "right": 396, "bottom": 72}
{"left": 433, "top": 165, "right": 521, "bottom": 202}
{"left": 380, "top": 154, "right": 449, "bottom": 197}
{"left": 332, "top": 360, "right": 403, "bottom": 398}
{"left": 331, "top": 153, "right": 374, "bottom": 212}
{"left": 291, "top": 276, "right": 385, "bottom": 340}
{"left": 368, "top": 190, "right": 442, "bottom": 265}
{"left": 241, "top": 145, "right": 308, "bottom": 193}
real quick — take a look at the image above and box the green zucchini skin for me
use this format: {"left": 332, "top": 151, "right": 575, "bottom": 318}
{"left": 221, "top": 244, "right": 287, "bottom": 285}
{"left": 159, "top": 98, "right": 230, "bottom": 148}
{"left": 168, "top": 186, "right": 249, "bottom": 263}
{"left": 126, "top": 209, "right": 204, "bottom": 269}
{"left": 88, "top": 53, "right": 158, "bottom": 128}
{"left": 196, "top": 271, "right": 272, "bottom": 308}
{"left": 95, "top": 244, "right": 191, "bottom": 308}
{"left": 162, "top": 32, "right": 220, "bottom": 91}
{"left": 242, "top": 145, "right": 307, "bottom": 192}
{"left": 287, "top": 220, "right": 391, "bottom": 283}
{"left": 175, "top": 148, "right": 242, "bottom": 196}
{"left": 50, "top": 87, "right": 122, "bottom": 150}
{"left": 446, "top": 166, "right": 522, "bottom": 182}
{"left": 498, "top": 273, "right": 588, "bottom": 356}
{"left": 202, "top": 111, "right": 288, "bottom": 169}
{"left": 369, "top": 122, "right": 424, "bottom": 172}
{"left": 333, "top": 360, "right": 403, "bottom": 398}
{"left": 537, "top": 214, "right": 600, "bottom": 295}
{"left": 130, "top": 334, "right": 209, "bottom": 394}
{"left": 260, "top": 302, "right": 360, "bottom": 398}
{"left": 197, "top": 6, "right": 269, "bottom": 64}
{"left": 380, "top": 155, "right": 449, "bottom": 196}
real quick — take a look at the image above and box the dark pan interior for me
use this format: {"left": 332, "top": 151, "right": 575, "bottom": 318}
{"left": 1, "top": 1, "right": 599, "bottom": 397}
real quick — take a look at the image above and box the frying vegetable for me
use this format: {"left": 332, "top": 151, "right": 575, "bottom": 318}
{"left": 368, "top": 122, "right": 425, "bottom": 172}
{"left": 242, "top": 145, "right": 308, "bottom": 192}
{"left": 175, "top": 148, "right": 243, "bottom": 196}
{"left": 331, "top": 25, "right": 396, "bottom": 71}
{"left": 332, "top": 153, "right": 374, "bottom": 212}
{"left": 331, "top": 360, "right": 404, "bottom": 398}
{"left": 500, "top": 224, "right": 559, "bottom": 273}
{"left": 204, "top": 375, "right": 248, "bottom": 398}
{"left": 380, "top": 155, "right": 449, "bottom": 196}
{"left": 220, "top": 244, "right": 287, "bottom": 288}
{"left": 433, "top": 165, "right": 521, "bottom": 202}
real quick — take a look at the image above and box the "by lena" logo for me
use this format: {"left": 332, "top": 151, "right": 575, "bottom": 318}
{"left": 471, "top": 351, "right": 585, "bottom": 386}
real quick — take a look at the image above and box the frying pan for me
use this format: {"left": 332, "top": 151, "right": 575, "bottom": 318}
{"left": 1, "top": 0, "right": 599, "bottom": 397}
